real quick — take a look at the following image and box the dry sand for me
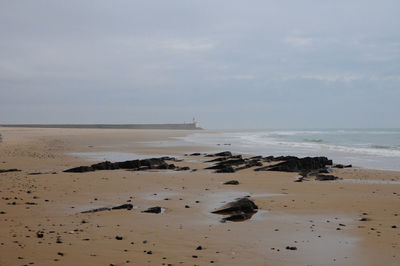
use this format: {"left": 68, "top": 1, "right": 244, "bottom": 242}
{"left": 0, "top": 127, "right": 399, "bottom": 266}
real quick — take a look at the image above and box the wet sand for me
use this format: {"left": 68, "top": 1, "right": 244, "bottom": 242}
{"left": 0, "top": 127, "right": 399, "bottom": 265}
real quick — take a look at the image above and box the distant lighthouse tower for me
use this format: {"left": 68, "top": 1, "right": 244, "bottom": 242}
{"left": 192, "top": 117, "right": 199, "bottom": 128}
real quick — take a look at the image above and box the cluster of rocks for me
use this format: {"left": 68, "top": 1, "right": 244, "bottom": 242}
{"left": 212, "top": 197, "right": 258, "bottom": 222}
{"left": 204, "top": 152, "right": 263, "bottom": 173}
{"left": 255, "top": 156, "right": 333, "bottom": 172}
{"left": 64, "top": 157, "right": 189, "bottom": 173}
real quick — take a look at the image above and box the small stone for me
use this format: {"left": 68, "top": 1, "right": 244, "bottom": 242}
{"left": 57, "top": 252, "right": 64, "bottom": 256}
{"left": 196, "top": 246, "right": 202, "bottom": 250}
{"left": 286, "top": 246, "right": 297, "bottom": 250}
{"left": 115, "top": 236, "right": 123, "bottom": 240}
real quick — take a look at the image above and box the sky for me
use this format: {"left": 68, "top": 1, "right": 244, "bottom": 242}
{"left": 0, "top": 0, "right": 399, "bottom": 129}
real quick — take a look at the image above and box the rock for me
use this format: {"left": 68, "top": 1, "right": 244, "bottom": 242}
{"left": 0, "top": 169, "right": 21, "bottom": 173}
{"left": 64, "top": 157, "right": 186, "bottom": 173}
{"left": 206, "top": 151, "right": 232, "bottom": 157}
{"left": 57, "top": 252, "right": 64, "bottom": 256}
{"left": 216, "top": 165, "right": 235, "bottom": 173}
{"left": 221, "top": 213, "right": 255, "bottom": 222}
{"left": 115, "top": 236, "right": 123, "bottom": 240}
{"left": 111, "top": 204, "right": 134, "bottom": 210}
{"left": 177, "top": 166, "right": 190, "bottom": 171}
{"left": 196, "top": 246, "right": 202, "bottom": 250}
{"left": 359, "top": 217, "right": 369, "bottom": 221}
{"left": 142, "top": 207, "right": 162, "bottom": 214}
{"left": 190, "top": 153, "right": 201, "bottom": 156}
{"left": 315, "top": 174, "right": 339, "bottom": 181}
{"left": 212, "top": 197, "right": 258, "bottom": 220}
{"left": 81, "top": 207, "right": 111, "bottom": 213}
{"left": 223, "top": 180, "right": 239, "bottom": 185}
{"left": 81, "top": 203, "right": 133, "bottom": 213}
{"left": 286, "top": 246, "right": 297, "bottom": 250}
{"left": 36, "top": 231, "right": 44, "bottom": 238}
{"left": 333, "top": 164, "right": 352, "bottom": 169}
{"left": 64, "top": 166, "right": 94, "bottom": 173}
{"left": 256, "top": 156, "right": 333, "bottom": 172}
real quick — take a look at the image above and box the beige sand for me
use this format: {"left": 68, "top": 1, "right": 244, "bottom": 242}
{"left": 0, "top": 127, "right": 399, "bottom": 266}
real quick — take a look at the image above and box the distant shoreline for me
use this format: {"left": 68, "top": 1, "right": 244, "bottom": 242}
{"left": 0, "top": 123, "right": 203, "bottom": 130}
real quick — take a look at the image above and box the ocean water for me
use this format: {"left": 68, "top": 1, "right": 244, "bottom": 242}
{"left": 180, "top": 129, "right": 400, "bottom": 171}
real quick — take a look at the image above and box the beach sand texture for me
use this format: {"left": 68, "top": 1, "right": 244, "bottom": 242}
{"left": 0, "top": 127, "right": 399, "bottom": 266}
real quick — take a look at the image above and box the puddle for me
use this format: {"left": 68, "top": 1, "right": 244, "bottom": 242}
{"left": 340, "top": 178, "right": 400, "bottom": 185}
{"left": 67, "top": 152, "right": 173, "bottom": 162}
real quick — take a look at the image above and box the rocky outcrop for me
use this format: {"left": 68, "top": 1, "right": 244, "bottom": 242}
{"left": 255, "top": 156, "right": 332, "bottom": 172}
{"left": 205, "top": 152, "right": 263, "bottom": 173}
{"left": 64, "top": 157, "right": 188, "bottom": 173}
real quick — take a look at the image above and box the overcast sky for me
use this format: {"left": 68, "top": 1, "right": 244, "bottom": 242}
{"left": 0, "top": 1, "right": 399, "bottom": 129}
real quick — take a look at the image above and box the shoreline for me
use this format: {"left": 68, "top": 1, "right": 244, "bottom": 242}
{"left": 0, "top": 127, "right": 399, "bottom": 265}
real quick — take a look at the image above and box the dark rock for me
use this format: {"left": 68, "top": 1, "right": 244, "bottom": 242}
{"left": 212, "top": 197, "right": 258, "bottom": 222}
{"left": 190, "top": 153, "right": 201, "bottom": 156}
{"left": 177, "top": 166, "right": 190, "bottom": 171}
{"left": 223, "top": 180, "right": 239, "bottom": 185}
{"left": 64, "top": 157, "right": 185, "bottom": 173}
{"left": 215, "top": 151, "right": 232, "bottom": 157}
{"left": 221, "top": 213, "right": 255, "bottom": 222}
{"left": 81, "top": 203, "right": 133, "bottom": 213}
{"left": 392, "top": 225, "right": 397, "bottom": 228}
{"left": 359, "top": 217, "right": 369, "bottom": 221}
{"left": 142, "top": 207, "right": 162, "bottom": 214}
{"left": 286, "top": 246, "right": 297, "bottom": 250}
{"left": 36, "top": 231, "right": 44, "bottom": 238}
{"left": 256, "top": 156, "right": 333, "bottom": 172}
{"left": 64, "top": 166, "right": 94, "bottom": 173}
{"left": 0, "top": 169, "right": 21, "bottom": 173}
{"left": 57, "top": 252, "right": 64, "bottom": 256}
{"left": 206, "top": 151, "right": 232, "bottom": 157}
{"left": 0, "top": 211, "right": 6, "bottom": 214}
{"left": 81, "top": 207, "right": 111, "bottom": 213}
{"left": 111, "top": 204, "right": 134, "bottom": 210}
{"left": 115, "top": 236, "right": 123, "bottom": 240}
{"left": 216, "top": 165, "right": 235, "bottom": 173}
{"left": 196, "top": 246, "right": 202, "bottom": 250}
{"left": 315, "top": 174, "right": 339, "bottom": 181}
{"left": 333, "top": 164, "right": 352, "bottom": 169}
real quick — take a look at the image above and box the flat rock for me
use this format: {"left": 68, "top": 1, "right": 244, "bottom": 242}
{"left": 142, "top": 206, "right": 162, "bottom": 214}
{"left": 0, "top": 169, "right": 21, "bottom": 173}
{"left": 223, "top": 180, "right": 239, "bottom": 185}
{"left": 315, "top": 174, "right": 339, "bottom": 181}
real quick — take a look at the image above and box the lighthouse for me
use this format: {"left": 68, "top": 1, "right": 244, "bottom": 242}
{"left": 192, "top": 117, "right": 199, "bottom": 128}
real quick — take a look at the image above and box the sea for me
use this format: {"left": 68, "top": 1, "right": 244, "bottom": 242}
{"left": 179, "top": 129, "right": 400, "bottom": 171}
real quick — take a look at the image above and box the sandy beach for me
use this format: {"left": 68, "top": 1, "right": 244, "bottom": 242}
{"left": 0, "top": 127, "right": 399, "bottom": 266}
